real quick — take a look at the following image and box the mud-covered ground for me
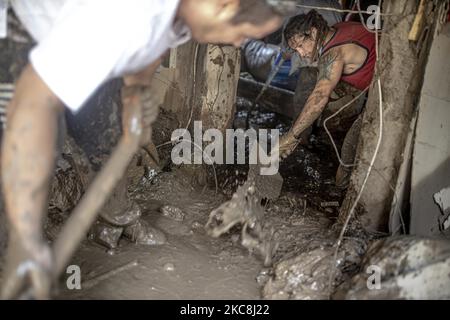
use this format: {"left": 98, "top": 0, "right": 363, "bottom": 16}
{"left": 55, "top": 168, "right": 264, "bottom": 299}
{"left": 34, "top": 96, "right": 369, "bottom": 300}
{"left": 0, "top": 20, "right": 372, "bottom": 298}
{"left": 0, "top": 94, "right": 370, "bottom": 299}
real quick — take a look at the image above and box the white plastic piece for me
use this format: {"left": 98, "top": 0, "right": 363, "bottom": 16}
{"left": 0, "top": 0, "right": 8, "bottom": 39}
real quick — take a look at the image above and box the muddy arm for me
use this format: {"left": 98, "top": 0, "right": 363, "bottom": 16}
{"left": 291, "top": 48, "right": 344, "bottom": 138}
{"left": 278, "top": 48, "right": 344, "bottom": 158}
{"left": 1, "top": 65, "right": 63, "bottom": 299}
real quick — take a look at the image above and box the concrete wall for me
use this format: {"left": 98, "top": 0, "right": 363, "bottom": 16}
{"left": 410, "top": 23, "right": 450, "bottom": 237}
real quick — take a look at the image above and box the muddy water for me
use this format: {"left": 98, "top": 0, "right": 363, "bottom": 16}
{"left": 213, "top": 98, "right": 367, "bottom": 299}
{"left": 58, "top": 170, "right": 263, "bottom": 299}
{"left": 57, "top": 168, "right": 356, "bottom": 300}
{"left": 0, "top": 96, "right": 365, "bottom": 300}
{"left": 57, "top": 98, "right": 362, "bottom": 300}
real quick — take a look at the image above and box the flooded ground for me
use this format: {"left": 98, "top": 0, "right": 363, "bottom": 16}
{"left": 0, "top": 94, "right": 370, "bottom": 300}
{"left": 56, "top": 169, "right": 263, "bottom": 299}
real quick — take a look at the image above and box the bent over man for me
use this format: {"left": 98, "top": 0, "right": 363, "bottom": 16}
{"left": 278, "top": 10, "right": 376, "bottom": 187}
{"left": 1, "top": 0, "right": 288, "bottom": 299}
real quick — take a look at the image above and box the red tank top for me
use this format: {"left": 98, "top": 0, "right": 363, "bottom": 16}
{"left": 321, "top": 22, "right": 376, "bottom": 90}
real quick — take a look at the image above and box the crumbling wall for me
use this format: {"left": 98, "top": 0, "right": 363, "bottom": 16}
{"left": 155, "top": 42, "right": 240, "bottom": 183}
{"left": 340, "top": 0, "right": 439, "bottom": 233}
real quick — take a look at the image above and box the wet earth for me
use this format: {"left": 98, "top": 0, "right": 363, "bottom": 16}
{"left": 0, "top": 95, "right": 370, "bottom": 300}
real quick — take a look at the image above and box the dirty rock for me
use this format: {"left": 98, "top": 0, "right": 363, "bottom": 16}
{"left": 49, "top": 164, "right": 84, "bottom": 214}
{"left": 263, "top": 246, "right": 344, "bottom": 300}
{"left": 337, "top": 237, "right": 450, "bottom": 300}
{"left": 127, "top": 162, "right": 146, "bottom": 189}
{"left": 89, "top": 221, "right": 124, "bottom": 250}
{"left": 256, "top": 268, "right": 272, "bottom": 287}
{"left": 206, "top": 181, "right": 277, "bottom": 266}
{"left": 191, "top": 221, "right": 204, "bottom": 230}
{"left": 263, "top": 233, "right": 367, "bottom": 300}
{"left": 163, "top": 263, "right": 176, "bottom": 272}
{"left": 123, "top": 219, "right": 167, "bottom": 246}
{"left": 160, "top": 205, "right": 185, "bottom": 222}
{"left": 320, "top": 201, "right": 340, "bottom": 208}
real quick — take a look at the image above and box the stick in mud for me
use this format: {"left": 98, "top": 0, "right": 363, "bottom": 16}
{"left": 81, "top": 260, "right": 139, "bottom": 291}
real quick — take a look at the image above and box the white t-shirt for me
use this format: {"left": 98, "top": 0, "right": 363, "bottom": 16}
{"left": 11, "top": 0, "right": 191, "bottom": 112}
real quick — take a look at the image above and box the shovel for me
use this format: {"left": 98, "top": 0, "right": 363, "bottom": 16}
{"left": 1, "top": 85, "right": 159, "bottom": 300}
{"left": 52, "top": 85, "right": 159, "bottom": 279}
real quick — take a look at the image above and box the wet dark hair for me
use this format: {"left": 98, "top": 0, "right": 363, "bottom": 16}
{"left": 231, "top": 0, "right": 280, "bottom": 26}
{"left": 283, "top": 10, "right": 330, "bottom": 48}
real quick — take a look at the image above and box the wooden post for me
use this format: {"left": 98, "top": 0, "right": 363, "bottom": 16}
{"left": 155, "top": 42, "right": 240, "bottom": 133}
{"left": 199, "top": 44, "right": 240, "bottom": 133}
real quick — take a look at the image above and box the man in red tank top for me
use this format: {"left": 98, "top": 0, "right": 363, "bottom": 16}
{"left": 278, "top": 10, "right": 376, "bottom": 187}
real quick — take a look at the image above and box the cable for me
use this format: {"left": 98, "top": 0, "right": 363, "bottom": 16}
{"left": 323, "top": 86, "right": 370, "bottom": 168}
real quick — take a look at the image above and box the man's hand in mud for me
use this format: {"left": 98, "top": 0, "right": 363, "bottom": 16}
{"left": 278, "top": 131, "right": 304, "bottom": 160}
{"left": 1, "top": 232, "right": 54, "bottom": 300}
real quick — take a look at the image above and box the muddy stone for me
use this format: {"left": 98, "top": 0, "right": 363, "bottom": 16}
{"left": 160, "top": 205, "right": 185, "bottom": 222}
{"left": 263, "top": 247, "right": 343, "bottom": 300}
{"left": 89, "top": 221, "right": 123, "bottom": 250}
{"left": 338, "top": 237, "right": 450, "bottom": 300}
{"left": 263, "top": 236, "right": 367, "bottom": 300}
{"left": 0, "top": 77, "right": 372, "bottom": 299}
{"left": 123, "top": 219, "right": 167, "bottom": 246}
{"left": 49, "top": 160, "right": 84, "bottom": 214}
{"left": 163, "top": 263, "right": 176, "bottom": 272}
{"left": 206, "top": 181, "right": 277, "bottom": 266}
{"left": 57, "top": 170, "right": 263, "bottom": 300}
{"left": 205, "top": 160, "right": 284, "bottom": 266}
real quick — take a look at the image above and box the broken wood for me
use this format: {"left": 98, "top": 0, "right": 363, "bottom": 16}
{"left": 81, "top": 260, "right": 139, "bottom": 291}
{"left": 408, "top": 0, "right": 426, "bottom": 41}
{"left": 237, "top": 77, "right": 295, "bottom": 118}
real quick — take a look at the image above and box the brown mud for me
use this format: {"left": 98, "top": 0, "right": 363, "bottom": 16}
{"left": 0, "top": 96, "right": 369, "bottom": 300}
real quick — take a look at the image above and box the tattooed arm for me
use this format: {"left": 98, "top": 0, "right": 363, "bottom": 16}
{"left": 1, "top": 65, "right": 63, "bottom": 299}
{"left": 279, "top": 48, "right": 344, "bottom": 158}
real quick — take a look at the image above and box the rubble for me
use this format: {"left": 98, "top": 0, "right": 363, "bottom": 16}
{"left": 337, "top": 237, "right": 450, "bottom": 299}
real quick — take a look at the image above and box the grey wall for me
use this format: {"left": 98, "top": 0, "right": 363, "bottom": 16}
{"left": 410, "top": 24, "right": 450, "bottom": 237}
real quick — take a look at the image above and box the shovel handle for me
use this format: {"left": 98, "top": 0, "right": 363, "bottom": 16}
{"left": 52, "top": 86, "right": 146, "bottom": 279}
